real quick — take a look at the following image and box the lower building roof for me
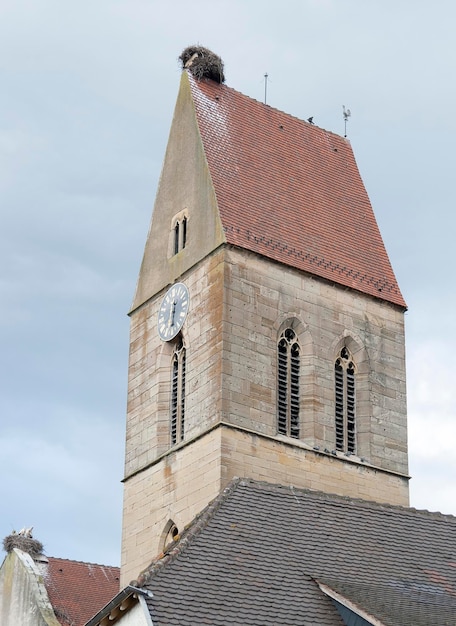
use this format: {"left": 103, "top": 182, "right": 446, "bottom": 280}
{"left": 45, "top": 557, "right": 120, "bottom": 626}
{"left": 134, "top": 478, "right": 456, "bottom": 626}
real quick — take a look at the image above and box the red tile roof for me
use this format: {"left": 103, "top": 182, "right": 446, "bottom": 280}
{"left": 189, "top": 73, "right": 406, "bottom": 308}
{"left": 44, "top": 557, "right": 120, "bottom": 626}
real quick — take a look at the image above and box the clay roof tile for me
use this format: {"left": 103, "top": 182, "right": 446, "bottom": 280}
{"left": 189, "top": 74, "right": 406, "bottom": 308}
{"left": 44, "top": 557, "right": 120, "bottom": 626}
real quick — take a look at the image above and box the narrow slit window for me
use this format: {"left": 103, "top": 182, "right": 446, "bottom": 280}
{"left": 182, "top": 217, "right": 187, "bottom": 249}
{"left": 172, "top": 215, "right": 188, "bottom": 255}
{"left": 277, "top": 328, "right": 300, "bottom": 438}
{"left": 170, "top": 337, "right": 186, "bottom": 445}
{"left": 174, "top": 222, "right": 180, "bottom": 255}
{"left": 334, "top": 347, "right": 356, "bottom": 453}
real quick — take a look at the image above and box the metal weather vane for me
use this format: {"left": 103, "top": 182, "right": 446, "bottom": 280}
{"left": 343, "top": 105, "right": 351, "bottom": 137}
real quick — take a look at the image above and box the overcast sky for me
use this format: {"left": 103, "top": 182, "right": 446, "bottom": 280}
{"left": 1, "top": 0, "right": 455, "bottom": 567}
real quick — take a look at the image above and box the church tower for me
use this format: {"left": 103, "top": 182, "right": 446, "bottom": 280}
{"left": 121, "top": 48, "right": 408, "bottom": 585}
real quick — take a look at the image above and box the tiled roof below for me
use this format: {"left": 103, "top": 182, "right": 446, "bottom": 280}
{"left": 138, "top": 479, "right": 456, "bottom": 626}
{"left": 189, "top": 74, "right": 406, "bottom": 308}
{"left": 44, "top": 557, "right": 120, "bottom": 626}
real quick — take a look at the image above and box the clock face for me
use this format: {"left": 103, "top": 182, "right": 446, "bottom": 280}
{"left": 158, "top": 283, "right": 190, "bottom": 341}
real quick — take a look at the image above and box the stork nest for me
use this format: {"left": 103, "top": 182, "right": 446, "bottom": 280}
{"left": 3, "top": 533, "right": 44, "bottom": 559}
{"left": 179, "top": 46, "right": 225, "bottom": 83}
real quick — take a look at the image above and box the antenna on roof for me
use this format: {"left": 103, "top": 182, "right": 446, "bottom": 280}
{"left": 343, "top": 105, "right": 351, "bottom": 137}
{"left": 264, "top": 73, "right": 268, "bottom": 104}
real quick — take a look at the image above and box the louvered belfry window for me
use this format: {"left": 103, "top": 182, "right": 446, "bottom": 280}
{"left": 335, "top": 347, "right": 356, "bottom": 453}
{"left": 170, "top": 338, "right": 186, "bottom": 445}
{"left": 277, "top": 328, "right": 300, "bottom": 438}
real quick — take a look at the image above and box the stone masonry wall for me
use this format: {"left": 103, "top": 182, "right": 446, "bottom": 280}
{"left": 121, "top": 427, "right": 223, "bottom": 587}
{"left": 122, "top": 245, "right": 408, "bottom": 583}
{"left": 221, "top": 247, "right": 408, "bottom": 475}
{"left": 125, "top": 249, "right": 225, "bottom": 479}
{"left": 0, "top": 550, "right": 60, "bottom": 626}
{"left": 121, "top": 422, "right": 409, "bottom": 586}
{"left": 220, "top": 425, "right": 409, "bottom": 505}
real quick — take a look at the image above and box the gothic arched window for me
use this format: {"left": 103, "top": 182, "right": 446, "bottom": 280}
{"left": 335, "top": 347, "right": 356, "bottom": 453}
{"left": 277, "top": 328, "right": 300, "bottom": 438}
{"left": 170, "top": 337, "right": 186, "bottom": 445}
{"left": 162, "top": 520, "right": 179, "bottom": 549}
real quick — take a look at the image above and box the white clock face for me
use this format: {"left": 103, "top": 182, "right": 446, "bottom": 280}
{"left": 158, "top": 283, "right": 190, "bottom": 341}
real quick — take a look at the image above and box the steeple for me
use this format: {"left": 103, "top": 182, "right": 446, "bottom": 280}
{"left": 134, "top": 69, "right": 405, "bottom": 312}
{"left": 121, "top": 49, "right": 408, "bottom": 585}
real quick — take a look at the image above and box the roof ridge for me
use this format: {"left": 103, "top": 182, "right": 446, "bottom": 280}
{"left": 244, "top": 478, "right": 456, "bottom": 521}
{"left": 48, "top": 556, "right": 119, "bottom": 569}
{"left": 188, "top": 71, "right": 347, "bottom": 139}
{"left": 134, "top": 478, "right": 244, "bottom": 587}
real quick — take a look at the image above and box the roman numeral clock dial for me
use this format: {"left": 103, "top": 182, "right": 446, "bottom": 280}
{"left": 157, "top": 283, "right": 190, "bottom": 341}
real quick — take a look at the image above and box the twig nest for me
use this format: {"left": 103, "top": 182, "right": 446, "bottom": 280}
{"left": 179, "top": 46, "right": 225, "bottom": 83}
{"left": 3, "top": 532, "right": 44, "bottom": 559}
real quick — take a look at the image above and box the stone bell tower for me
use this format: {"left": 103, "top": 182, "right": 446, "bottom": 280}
{"left": 120, "top": 47, "right": 408, "bottom": 585}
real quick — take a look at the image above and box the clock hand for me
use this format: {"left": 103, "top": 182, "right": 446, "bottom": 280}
{"left": 169, "top": 300, "right": 177, "bottom": 327}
